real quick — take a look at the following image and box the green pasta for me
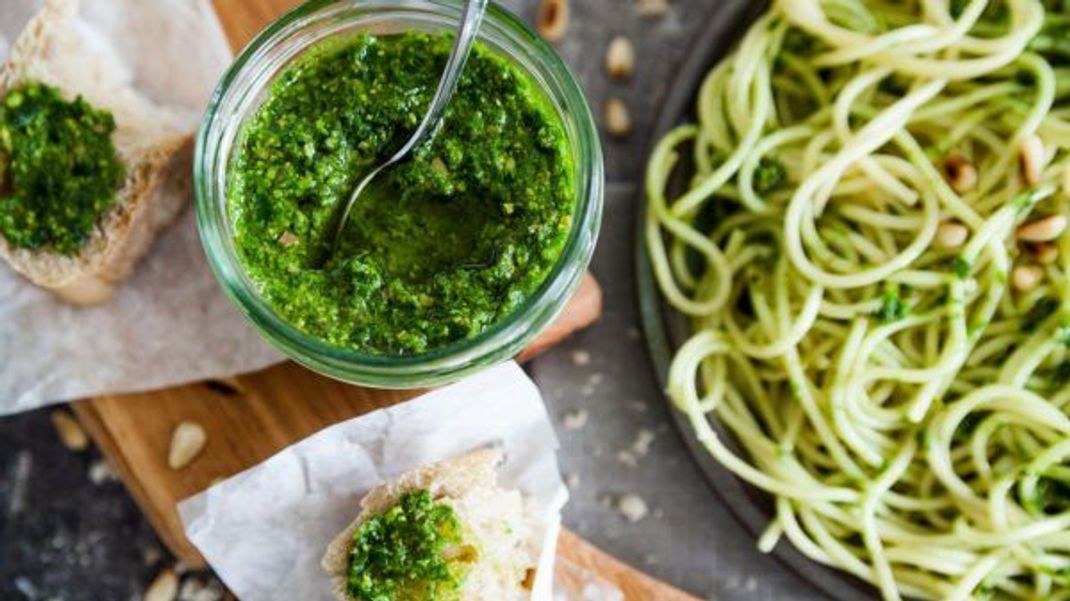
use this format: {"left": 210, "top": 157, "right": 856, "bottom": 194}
{"left": 646, "top": 1, "right": 1070, "bottom": 599}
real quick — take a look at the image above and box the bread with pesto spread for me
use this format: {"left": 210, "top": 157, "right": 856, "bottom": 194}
{"left": 0, "top": 0, "right": 191, "bottom": 304}
{"left": 322, "top": 448, "right": 538, "bottom": 601}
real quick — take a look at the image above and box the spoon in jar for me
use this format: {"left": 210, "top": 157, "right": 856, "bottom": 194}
{"left": 320, "top": 0, "right": 490, "bottom": 265}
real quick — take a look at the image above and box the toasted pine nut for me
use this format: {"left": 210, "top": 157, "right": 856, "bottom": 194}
{"left": 536, "top": 0, "right": 570, "bottom": 42}
{"left": 1011, "top": 264, "right": 1044, "bottom": 292}
{"left": 604, "top": 98, "right": 631, "bottom": 137}
{"left": 277, "top": 231, "right": 299, "bottom": 247}
{"left": 1018, "top": 134, "right": 1047, "bottom": 186}
{"left": 942, "top": 154, "right": 978, "bottom": 194}
{"left": 936, "top": 221, "right": 969, "bottom": 249}
{"left": 606, "top": 36, "right": 635, "bottom": 80}
{"left": 168, "top": 421, "right": 207, "bottom": 470}
{"left": 1031, "top": 242, "right": 1058, "bottom": 265}
{"left": 51, "top": 410, "right": 89, "bottom": 452}
{"left": 1017, "top": 214, "right": 1067, "bottom": 243}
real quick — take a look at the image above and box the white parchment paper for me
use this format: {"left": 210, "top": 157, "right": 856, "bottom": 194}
{"left": 179, "top": 362, "right": 569, "bottom": 601}
{"left": 0, "top": 0, "right": 281, "bottom": 415}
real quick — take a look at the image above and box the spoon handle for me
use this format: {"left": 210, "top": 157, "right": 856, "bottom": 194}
{"left": 393, "top": 0, "right": 490, "bottom": 156}
{"left": 325, "top": 0, "right": 490, "bottom": 262}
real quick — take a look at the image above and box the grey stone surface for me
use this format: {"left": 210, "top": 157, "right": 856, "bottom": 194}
{"left": 0, "top": 1, "right": 828, "bottom": 600}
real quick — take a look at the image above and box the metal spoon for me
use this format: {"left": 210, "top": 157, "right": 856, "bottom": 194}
{"left": 324, "top": 0, "right": 491, "bottom": 262}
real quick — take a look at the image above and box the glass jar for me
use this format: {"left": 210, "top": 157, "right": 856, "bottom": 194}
{"left": 195, "top": 0, "right": 603, "bottom": 388}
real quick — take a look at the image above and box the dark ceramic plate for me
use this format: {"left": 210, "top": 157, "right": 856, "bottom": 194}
{"left": 634, "top": 4, "right": 879, "bottom": 600}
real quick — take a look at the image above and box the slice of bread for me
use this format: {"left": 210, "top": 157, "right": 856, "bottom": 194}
{"left": 0, "top": 0, "right": 192, "bottom": 304}
{"left": 322, "top": 448, "right": 537, "bottom": 601}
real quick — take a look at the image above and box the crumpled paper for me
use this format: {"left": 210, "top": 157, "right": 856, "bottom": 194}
{"left": 0, "top": 0, "right": 281, "bottom": 415}
{"left": 179, "top": 362, "right": 570, "bottom": 601}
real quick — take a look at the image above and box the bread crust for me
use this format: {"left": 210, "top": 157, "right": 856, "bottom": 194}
{"left": 0, "top": 0, "right": 190, "bottom": 304}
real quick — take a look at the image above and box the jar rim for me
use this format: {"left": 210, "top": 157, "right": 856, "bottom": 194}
{"left": 194, "top": 0, "right": 604, "bottom": 387}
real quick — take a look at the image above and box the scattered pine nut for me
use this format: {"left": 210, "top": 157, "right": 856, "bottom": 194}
{"left": 1031, "top": 242, "right": 1058, "bottom": 265}
{"left": 636, "top": 0, "right": 670, "bottom": 17}
{"left": 1017, "top": 214, "right": 1067, "bottom": 243}
{"left": 1011, "top": 264, "right": 1044, "bottom": 292}
{"left": 1018, "top": 134, "right": 1047, "bottom": 186}
{"left": 50, "top": 410, "right": 89, "bottom": 452}
{"left": 144, "top": 569, "right": 179, "bottom": 601}
{"left": 168, "top": 421, "right": 207, "bottom": 470}
{"left": 605, "top": 36, "right": 635, "bottom": 80}
{"left": 936, "top": 221, "right": 969, "bottom": 249}
{"left": 536, "top": 0, "right": 570, "bottom": 43}
{"left": 942, "top": 154, "right": 977, "bottom": 195}
{"left": 604, "top": 98, "right": 631, "bottom": 137}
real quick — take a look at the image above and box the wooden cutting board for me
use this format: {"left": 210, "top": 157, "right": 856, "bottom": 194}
{"left": 66, "top": 5, "right": 701, "bottom": 600}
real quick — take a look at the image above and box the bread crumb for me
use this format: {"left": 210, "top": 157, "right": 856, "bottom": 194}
{"left": 561, "top": 409, "right": 589, "bottom": 430}
{"left": 617, "top": 494, "right": 649, "bottom": 523}
{"left": 570, "top": 349, "right": 591, "bottom": 366}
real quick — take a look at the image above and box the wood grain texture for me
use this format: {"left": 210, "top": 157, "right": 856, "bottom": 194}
{"left": 557, "top": 531, "right": 701, "bottom": 601}
{"left": 70, "top": 2, "right": 697, "bottom": 599}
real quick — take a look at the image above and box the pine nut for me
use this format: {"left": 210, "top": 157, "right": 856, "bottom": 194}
{"left": 1031, "top": 242, "right": 1058, "bottom": 265}
{"left": 168, "top": 421, "right": 207, "bottom": 470}
{"left": 1017, "top": 214, "right": 1067, "bottom": 242}
{"left": 942, "top": 154, "right": 977, "bottom": 194}
{"left": 936, "top": 221, "right": 969, "bottom": 249}
{"left": 1018, "top": 134, "right": 1047, "bottom": 186}
{"left": 605, "top": 36, "right": 635, "bottom": 80}
{"left": 604, "top": 98, "right": 631, "bottom": 137}
{"left": 144, "top": 569, "right": 179, "bottom": 601}
{"left": 1011, "top": 264, "right": 1044, "bottom": 292}
{"left": 536, "top": 0, "right": 569, "bottom": 42}
{"left": 277, "top": 231, "right": 299, "bottom": 247}
{"left": 637, "top": 0, "right": 670, "bottom": 17}
{"left": 51, "top": 410, "right": 89, "bottom": 452}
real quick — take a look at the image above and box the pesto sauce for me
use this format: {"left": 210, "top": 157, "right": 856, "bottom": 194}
{"left": 0, "top": 81, "right": 125, "bottom": 255}
{"left": 347, "top": 490, "right": 469, "bottom": 601}
{"left": 230, "top": 33, "right": 574, "bottom": 355}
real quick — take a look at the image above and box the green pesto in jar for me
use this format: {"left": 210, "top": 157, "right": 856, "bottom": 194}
{"left": 0, "top": 81, "right": 125, "bottom": 255}
{"left": 229, "top": 32, "right": 574, "bottom": 355}
{"left": 347, "top": 490, "right": 472, "bottom": 601}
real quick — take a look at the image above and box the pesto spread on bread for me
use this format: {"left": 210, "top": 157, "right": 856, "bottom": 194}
{"left": 0, "top": 80, "right": 124, "bottom": 255}
{"left": 347, "top": 489, "right": 474, "bottom": 601}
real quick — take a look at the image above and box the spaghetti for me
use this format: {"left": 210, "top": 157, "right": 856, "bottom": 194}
{"left": 646, "top": 1, "right": 1070, "bottom": 599}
